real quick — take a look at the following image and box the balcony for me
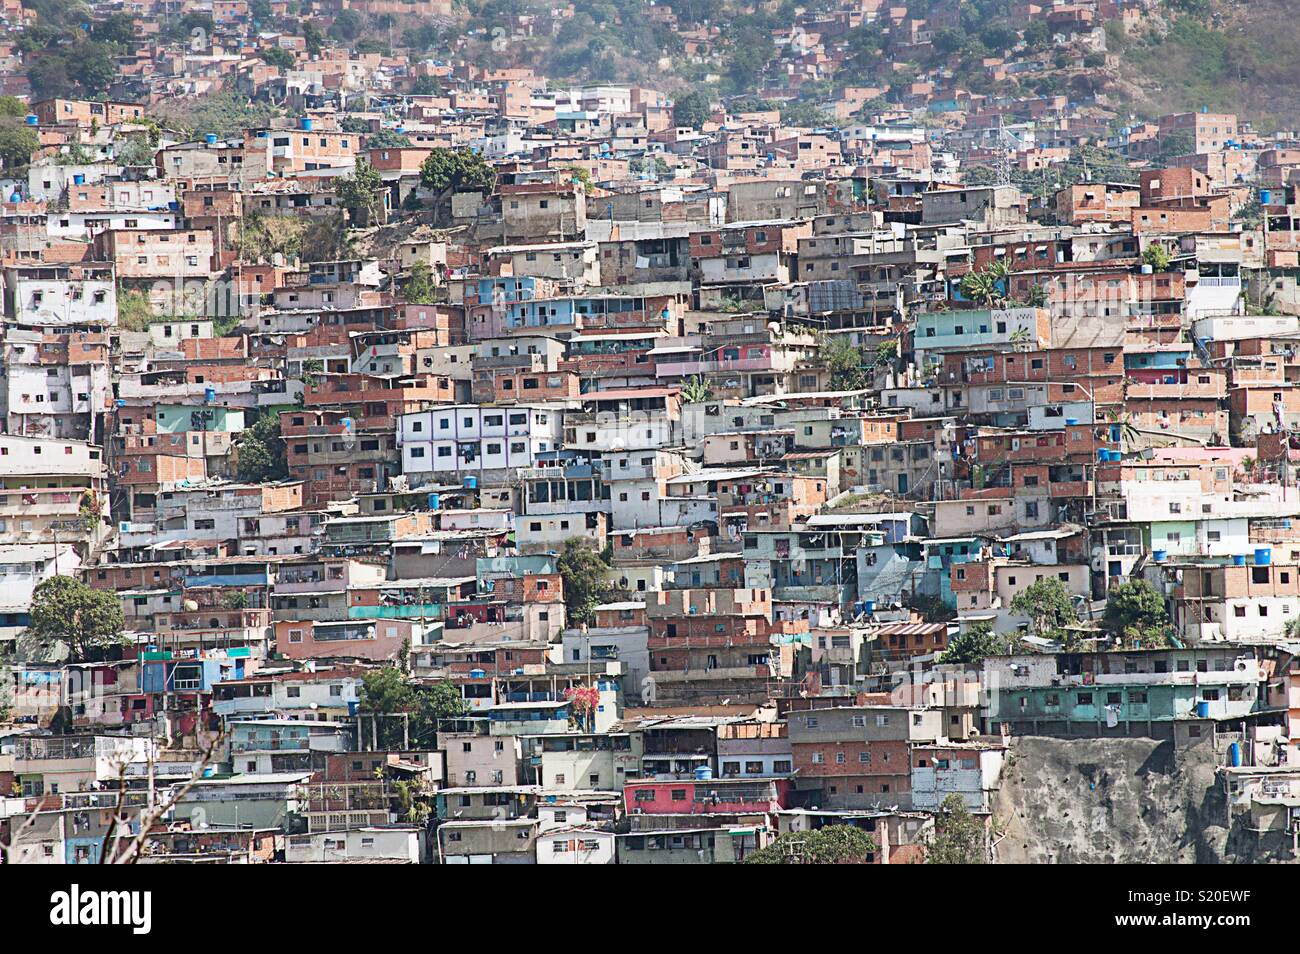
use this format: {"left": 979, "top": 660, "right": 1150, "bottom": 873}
{"left": 0, "top": 487, "right": 88, "bottom": 516}
{"left": 656, "top": 355, "right": 773, "bottom": 377}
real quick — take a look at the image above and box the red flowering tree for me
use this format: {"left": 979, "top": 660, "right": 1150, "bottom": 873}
{"left": 563, "top": 685, "right": 601, "bottom": 731}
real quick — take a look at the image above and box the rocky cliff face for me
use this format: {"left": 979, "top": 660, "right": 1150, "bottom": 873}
{"left": 992, "top": 736, "right": 1285, "bottom": 864}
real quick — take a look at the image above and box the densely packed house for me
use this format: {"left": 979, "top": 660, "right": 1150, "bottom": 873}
{"left": 2, "top": 0, "right": 1300, "bottom": 865}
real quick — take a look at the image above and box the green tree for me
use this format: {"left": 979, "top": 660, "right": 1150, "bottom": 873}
{"left": 301, "top": 358, "right": 323, "bottom": 389}
{"left": 745, "top": 825, "right": 878, "bottom": 864}
{"left": 235, "top": 414, "right": 287, "bottom": 483}
{"left": 302, "top": 21, "right": 324, "bottom": 56}
{"left": 162, "top": 10, "right": 213, "bottom": 41}
{"left": 940, "top": 622, "right": 1011, "bottom": 664}
{"left": 958, "top": 267, "right": 997, "bottom": 307}
{"left": 403, "top": 262, "right": 438, "bottom": 304}
{"left": 557, "top": 538, "right": 622, "bottom": 627}
{"left": 873, "top": 339, "right": 899, "bottom": 368}
{"left": 780, "top": 99, "right": 832, "bottom": 128}
{"left": 154, "top": 91, "right": 283, "bottom": 139}
{"left": 1142, "top": 243, "right": 1171, "bottom": 271}
{"left": 1156, "top": 129, "right": 1196, "bottom": 161}
{"left": 680, "top": 375, "right": 711, "bottom": 403}
{"left": 418, "top": 147, "right": 495, "bottom": 220}
{"left": 958, "top": 261, "right": 1011, "bottom": 307}
{"left": 672, "top": 89, "right": 712, "bottom": 128}
{"left": 329, "top": 9, "right": 364, "bottom": 42}
{"left": 366, "top": 129, "right": 412, "bottom": 149}
{"left": 260, "top": 46, "right": 296, "bottom": 69}
{"left": 25, "top": 576, "right": 126, "bottom": 662}
{"left": 116, "top": 287, "right": 155, "bottom": 331}
{"left": 0, "top": 118, "right": 38, "bottom": 171}
{"left": 115, "top": 135, "right": 158, "bottom": 167}
{"left": 26, "top": 55, "right": 73, "bottom": 99}
{"left": 925, "top": 794, "right": 992, "bottom": 864}
{"left": 818, "top": 333, "right": 870, "bottom": 391}
{"left": 337, "top": 158, "right": 385, "bottom": 226}
{"left": 411, "top": 75, "right": 443, "bottom": 96}
{"left": 358, "top": 667, "right": 465, "bottom": 749}
{"left": 1023, "top": 18, "right": 1051, "bottom": 50}
{"left": 1009, "top": 577, "right": 1078, "bottom": 639}
{"left": 566, "top": 165, "right": 595, "bottom": 194}
{"left": 300, "top": 212, "right": 352, "bottom": 262}
{"left": 1102, "top": 579, "right": 1171, "bottom": 647}
{"left": 92, "top": 12, "right": 137, "bottom": 45}
{"left": 74, "top": 41, "right": 118, "bottom": 96}
{"left": 1023, "top": 283, "right": 1048, "bottom": 308}
{"left": 933, "top": 27, "right": 965, "bottom": 55}
{"left": 419, "top": 147, "right": 496, "bottom": 194}
{"left": 1102, "top": 578, "right": 1165, "bottom": 633}
{"left": 223, "top": 591, "right": 250, "bottom": 610}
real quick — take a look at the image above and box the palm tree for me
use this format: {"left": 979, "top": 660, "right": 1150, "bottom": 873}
{"left": 958, "top": 261, "right": 1012, "bottom": 307}
{"left": 958, "top": 268, "right": 997, "bottom": 307}
{"left": 1105, "top": 409, "right": 1141, "bottom": 451}
{"left": 681, "top": 375, "right": 711, "bottom": 403}
{"left": 985, "top": 259, "right": 1012, "bottom": 306}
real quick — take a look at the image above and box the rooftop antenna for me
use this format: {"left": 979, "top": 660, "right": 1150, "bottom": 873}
{"left": 994, "top": 115, "right": 1011, "bottom": 186}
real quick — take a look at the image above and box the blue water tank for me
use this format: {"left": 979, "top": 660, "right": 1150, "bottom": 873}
{"left": 24, "top": 114, "right": 37, "bottom": 126}
{"left": 1109, "top": 449, "right": 1123, "bottom": 462}
{"left": 1261, "top": 189, "right": 1273, "bottom": 205}
{"left": 203, "top": 385, "right": 216, "bottom": 404}
{"left": 7, "top": 192, "right": 18, "bottom": 203}
{"left": 463, "top": 476, "right": 478, "bottom": 489}
{"left": 395, "top": 125, "right": 405, "bottom": 133}
{"left": 427, "top": 493, "right": 441, "bottom": 510}
{"left": 1097, "top": 449, "right": 1109, "bottom": 462}
{"left": 1232, "top": 554, "right": 1246, "bottom": 566}
{"left": 1255, "top": 547, "right": 1272, "bottom": 566}
{"left": 1153, "top": 550, "right": 1168, "bottom": 563}
{"left": 1109, "top": 424, "right": 1122, "bottom": 442}
{"left": 693, "top": 765, "right": 714, "bottom": 781}
{"left": 469, "top": 668, "right": 486, "bottom": 679}
{"left": 862, "top": 599, "right": 875, "bottom": 613}
{"left": 1065, "top": 418, "right": 1079, "bottom": 426}
{"left": 1196, "top": 700, "right": 1211, "bottom": 718}
{"left": 1229, "top": 742, "right": 1242, "bottom": 767}
{"left": 205, "top": 133, "right": 217, "bottom": 145}
{"left": 300, "top": 117, "right": 313, "bottom": 131}
{"left": 72, "top": 174, "right": 85, "bottom": 185}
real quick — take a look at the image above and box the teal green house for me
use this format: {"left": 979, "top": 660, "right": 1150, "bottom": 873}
{"left": 156, "top": 404, "right": 246, "bottom": 434}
